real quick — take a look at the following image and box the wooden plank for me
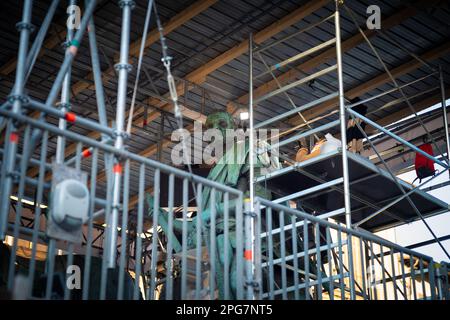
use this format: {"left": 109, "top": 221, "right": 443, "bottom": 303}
{"left": 186, "top": 0, "right": 329, "bottom": 84}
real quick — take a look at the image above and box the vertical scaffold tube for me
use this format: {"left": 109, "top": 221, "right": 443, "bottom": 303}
{"left": 335, "top": 1, "right": 351, "bottom": 228}
{"left": 24, "top": 0, "right": 96, "bottom": 168}
{"left": 244, "top": 198, "right": 254, "bottom": 300}
{"left": 335, "top": 1, "right": 355, "bottom": 299}
{"left": 107, "top": 0, "right": 134, "bottom": 268}
{"left": 87, "top": 8, "right": 109, "bottom": 136}
{"left": 439, "top": 66, "right": 450, "bottom": 175}
{"left": 87, "top": 4, "right": 111, "bottom": 184}
{"left": 248, "top": 34, "right": 255, "bottom": 213}
{"left": 245, "top": 33, "right": 256, "bottom": 299}
{"left": 0, "top": 0, "right": 33, "bottom": 239}
{"left": 56, "top": 0, "right": 76, "bottom": 164}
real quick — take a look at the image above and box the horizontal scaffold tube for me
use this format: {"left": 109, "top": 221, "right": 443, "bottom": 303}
{"left": 0, "top": 108, "right": 243, "bottom": 196}
{"left": 254, "top": 12, "right": 336, "bottom": 54}
{"left": 254, "top": 65, "right": 337, "bottom": 104}
{"left": 255, "top": 197, "right": 434, "bottom": 262}
{"left": 258, "top": 119, "right": 340, "bottom": 154}
{"left": 347, "top": 107, "right": 449, "bottom": 169}
{"left": 255, "top": 92, "right": 338, "bottom": 129}
{"left": 27, "top": 99, "right": 115, "bottom": 137}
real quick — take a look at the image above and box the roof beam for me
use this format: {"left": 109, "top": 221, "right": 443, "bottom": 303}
{"left": 287, "top": 41, "right": 450, "bottom": 127}
{"left": 70, "top": 0, "right": 218, "bottom": 97}
{"left": 227, "top": 2, "right": 426, "bottom": 115}
{"left": 0, "top": 25, "right": 66, "bottom": 76}
{"left": 35, "top": 0, "right": 328, "bottom": 180}
{"left": 24, "top": 0, "right": 216, "bottom": 178}
{"left": 270, "top": 42, "right": 450, "bottom": 139}
{"left": 1, "top": 32, "right": 65, "bottom": 76}
{"left": 128, "top": 0, "right": 330, "bottom": 126}
{"left": 185, "top": 0, "right": 329, "bottom": 85}
{"left": 25, "top": 0, "right": 217, "bottom": 122}
{"left": 372, "top": 87, "right": 450, "bottom": 130}
{"left": 364, "top": 104, "right": 450, "bottom": 156}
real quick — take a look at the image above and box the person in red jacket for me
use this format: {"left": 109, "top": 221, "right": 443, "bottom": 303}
{"left": 415, "top": 137, "right": 437, "bottom": 183}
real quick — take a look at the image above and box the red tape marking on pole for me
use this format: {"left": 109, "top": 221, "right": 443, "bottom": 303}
{"left": 244, "top": 250, "right": 252, "bottom": 261}
{"left": 113, "top": 163, "right": 122, "bottom": 174}
{"left": 82, "top": 149, "right": 92, "bottom": 158}
{"left": 9, "top": 132, "right": 19, "bottom": 143}
{"left": 65, "top": 112, "right": 76, "bottom": 123}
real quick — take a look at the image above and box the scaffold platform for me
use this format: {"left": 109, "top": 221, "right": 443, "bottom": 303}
{"left": 256, "top": 149, "right": 449, "bottom": 232}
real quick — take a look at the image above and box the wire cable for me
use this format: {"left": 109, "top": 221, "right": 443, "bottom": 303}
{"left": 126, "top": 0, "right": 154, "bottom": 135}
{"left": 153, "top": 3, "right": 201, "bottom": 208}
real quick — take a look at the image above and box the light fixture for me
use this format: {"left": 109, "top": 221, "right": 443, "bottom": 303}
{"left": 10, "top": 195, "right": 47, "bottom": 209}
{"left": 240, "top": 111, "right": 249, "bottom": 121}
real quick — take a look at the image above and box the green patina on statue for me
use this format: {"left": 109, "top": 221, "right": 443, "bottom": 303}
{"left": 147, "top": 111, "right": 329, "bottom": 299}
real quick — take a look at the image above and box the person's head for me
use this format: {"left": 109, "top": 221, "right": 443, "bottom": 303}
{"left": 349, "top": 97, "right": 368, "bottom": 116}
{"left": 205, "top": 111, "right": 235, "bottom": 138}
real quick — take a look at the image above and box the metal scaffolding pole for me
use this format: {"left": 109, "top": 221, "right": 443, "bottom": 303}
{"left": 0, "top": 0, "right": 58, "bottom": 131}
{"left": 343, "top": 4, "right": 447, "bottom": 165}
{"left": 334, "top": 1, "right": 351, "bottom": 229}
{"left": 347, "top": 110, "right": 450, "bottom": 260}
{"left": 246, "top": 33, "right": 256, "bottom": 300}
{"left": 86, "top": 4, "right": 112, "bottom": 185}
{"left": 347, "top": 108, "right": 449, "bottom": 169}
{"left": 106, "top": 0, "right": 134, "bottom": 269}
{"left": 335, "top": 1, "right": 355, "bottom": 300}
{"left": 0, "top": 0, "right": 59, "bottom": 104}
{"left": 56, "top": 0, "right": 76, "bottom": 164}
{"left": 87, "top": 8, "right": 109, "bottom": 137}
{"left": 25, "top": 0, "right": 97, "bottom": 168}
{"left": 249, "top": 33, "right": 255, "bottom": 211}
{"left": 439, "top": 65, "right": 450, "bottom": 177}
{"left": 0, "top": 0, "right": 33, "bottom": 239}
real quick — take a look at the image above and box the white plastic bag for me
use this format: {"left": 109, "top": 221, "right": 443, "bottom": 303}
{"left": 320, "top": 133, "right": 342, "bottom": 154}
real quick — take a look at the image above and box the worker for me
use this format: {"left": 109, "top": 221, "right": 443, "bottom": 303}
{"left": 346, "top": 97, "right": 368, "bottom": 154}
{"left": 295, "top": 140, "right": 308, "bottom": 162}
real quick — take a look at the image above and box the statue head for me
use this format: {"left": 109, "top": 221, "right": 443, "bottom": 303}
{"left": 205, "top": 111, "right": 235, "bottom": 138}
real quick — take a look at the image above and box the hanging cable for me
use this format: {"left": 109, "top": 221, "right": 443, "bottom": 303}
{"left": 126, "top": 0, "right": 154, "bottom": 135}
{"left": 153, "top": 3, "right": 200, "bottom": 207}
